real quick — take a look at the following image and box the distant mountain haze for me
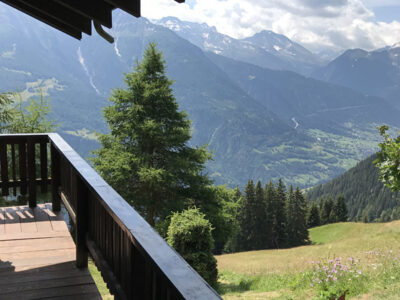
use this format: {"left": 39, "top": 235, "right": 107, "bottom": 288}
{"left": 154, "top": 17, "right": 323, "bottom": 75}
{"left": 0, "top": 6, "right": 398, "bottom": 188}
{"left": 313, "top": 44, "right": 400, "bottom": 110}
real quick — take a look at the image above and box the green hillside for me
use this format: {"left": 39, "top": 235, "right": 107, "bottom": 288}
{"left": 307, "top": 154, "right": 400, "bottom": 222}
{"left": 217, "top": 221, "right": 400, "bottom": 299}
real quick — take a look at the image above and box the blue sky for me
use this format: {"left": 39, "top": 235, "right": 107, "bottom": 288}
{"left": 372, "top": 6, "right": 400, "bottom": 22}
{"left": 143, "top": 0, "right": 400, "bottom": 53}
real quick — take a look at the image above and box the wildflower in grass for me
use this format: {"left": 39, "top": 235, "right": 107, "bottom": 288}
{"left": 307, "top": 256, "right": 365, "bottom": 299}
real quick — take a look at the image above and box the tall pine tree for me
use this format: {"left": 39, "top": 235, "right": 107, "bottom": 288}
{"left": 237, "top": 180, "right": 256, "bottom": 251}
{"left": 253, "top": 181, "right": 268, "bottom": 250}
{"left": 285, "top": 185, "right": 296, "bottom": 247}
{"left": 264, "top": 181, "right": 275, "bottom": 248}
{"left": 237, "top": 180, "right": 269, "bottom": 251}
{"left": 286, "top": 186, "right": 309, "bottom": 246}
{"left": 320, "top": 197, "right": 334, "bottom": 225}
{"left": 331, "top": 195, "right": 348, "bottom": 222}
{"left": 91, "top": 43, "right": 213, "bottom": 226}
{"left": 307, "top": 202, "right": 321, "bottom": 228}
{"left": 272, "top": 179, "right": 287, "bottom": 248}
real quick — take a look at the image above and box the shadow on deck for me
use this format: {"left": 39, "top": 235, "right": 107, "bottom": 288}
{"left": 0, "top": 204, "right": 102, "bottom": 300}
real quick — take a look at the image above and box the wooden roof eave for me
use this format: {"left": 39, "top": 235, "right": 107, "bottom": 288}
{"left": 0, "top": 0, "right": 185, "bottom": 42}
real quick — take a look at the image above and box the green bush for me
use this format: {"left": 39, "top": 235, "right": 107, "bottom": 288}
{"left": 167, "top": 208, "right": 218, "bottom": 287}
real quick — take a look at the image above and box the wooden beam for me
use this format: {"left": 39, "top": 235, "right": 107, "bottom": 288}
{"left": 1, "top": 0, "right": 82, "bottom": 39}
{"left": 104, "top": 0, "right": 140, "bottom": 17}
{"left": 54, "top": 0, "right": 114, "bottom": 29}
{"left": 17, "top": 0, "right": 92, "bottom": 34}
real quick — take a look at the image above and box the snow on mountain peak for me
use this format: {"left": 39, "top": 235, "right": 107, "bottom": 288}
{"left": 390, "top": 42, "right": 400, "bottom": 49}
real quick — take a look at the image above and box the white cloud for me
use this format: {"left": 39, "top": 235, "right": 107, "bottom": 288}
{"left": 142, "top": 0, "right": 400, "bottom": 53}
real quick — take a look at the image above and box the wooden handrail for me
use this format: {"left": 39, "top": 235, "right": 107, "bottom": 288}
{"left": 0, "top": 133, "right": 221, "bottom": 300}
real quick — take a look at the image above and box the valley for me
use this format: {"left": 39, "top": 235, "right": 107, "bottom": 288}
{"left": 0, "top": 5, "right": 397, "bottom": 189}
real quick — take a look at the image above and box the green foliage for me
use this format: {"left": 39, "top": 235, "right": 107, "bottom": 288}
{"left": 210, "top": 185, "right": 239, "bottom": 254}
{"left": 264, "top": 181, "right": 275, "bottom": 248}
{"left": 9, "top": 92, "right": 56, "bottom": 133}
{"left": 272, "top": 179, "right": 288, "bottom": 248}
{"left": 167, "top": 208, "right": 218, "bottom": 286}
{"left": 0, "top": 93, "right": 14, "bottom": 132}
{"left": 236, "top": 180, "right": 269, "bottom": 251}
{"left": 306, "top": 257, "right": 366, "bottom": 300}
{"left": 228, "top": 179, "right": 309, "bottom": 252}
{"left": 0, "top": 91, "right": 56, "bottom": 133}
{"left": 331, "top": 195, "right": 348, "bottom": 222}
{"left": 320, "top": 198, "right": 334, "bottom": 225}
{"left": 286, "top": 187, "right": 309, "bottom": 246}
{"left": 91, "top": 43, "right": 213, "bottom": 226}
{"left": 308, "top": 154, "right": 399, "bottom": 223}
{"left": 307, "top": 202, "right": 321, "bottom": 228}
{"left": 375, "top": 125, "right": 400, "bottom": 191}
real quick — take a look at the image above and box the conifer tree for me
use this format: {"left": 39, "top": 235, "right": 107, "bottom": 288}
{"left": 272, "top": 179, "right": 287, "bottom": 248}
{"left": 307, "top": 202, "right": 321, "bottom": 228}
{"left": 285, "top": 185, "right": 296, "bottom": 247}
{"left": 286, "top": 186, "right": 309, "bottom": 246}
{"left": 233, "top": 186, "right": 242, "bottom": 203}
{"left": 320, "top": 197, "right": 334, "bottom": 225}
{"left": 264, "top": 181, "right": 275, "bottom": 248}
{"left": 253, "top": 181, "right": 268, "bottom": 250}
{"left": 91, "top": 43, "right": 213, "bottom": 226}
{"left": 237, "top": 181, "right": 269, "bottom": 251}
{"left": 237, "top": 180, "right": 256, "bottom": 251}
{"left": 293, "top": 187, "right": 309, "bottom": 244}
{"left": 331, "top": 195, "right": 348, "bottom": 222}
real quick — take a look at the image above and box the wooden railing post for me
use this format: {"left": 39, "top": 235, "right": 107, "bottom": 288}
{"left": 19, "top": 141, "right": 27, "bottom": 195}
{"left": 0, "top": 140, "right": 9, "bottom": 197}
{"left": 74, "top": 171, "right": 89, "bottom": 268}
{"left": 40, "top": 141, "right": 48, "bottom": 193}
{"left": 27, "top": 140, "right": 36, "bottom": 208}
{"left": 50, "top": 143, "right": 61, "bottom": 212}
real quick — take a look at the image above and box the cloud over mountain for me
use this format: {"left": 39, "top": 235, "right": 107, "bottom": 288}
{"left": 142, "top": 0, "right": 400, "bottom": 54}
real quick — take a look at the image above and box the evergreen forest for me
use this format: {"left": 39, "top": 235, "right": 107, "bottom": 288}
{"left": 307, "top": 154, "right": 400, "bottom": 222}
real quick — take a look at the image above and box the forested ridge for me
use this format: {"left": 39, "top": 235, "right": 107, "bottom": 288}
{"left": 307, "top": 154, "right": 400, "bottom": 222}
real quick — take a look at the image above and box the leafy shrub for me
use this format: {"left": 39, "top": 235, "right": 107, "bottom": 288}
{"left": 167, "top": 208, "right": 218, "bottom": 287}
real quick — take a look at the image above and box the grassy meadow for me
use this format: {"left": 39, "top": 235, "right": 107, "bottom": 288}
{"left": 216, "top": 221, "right": 400, "bottom": 299}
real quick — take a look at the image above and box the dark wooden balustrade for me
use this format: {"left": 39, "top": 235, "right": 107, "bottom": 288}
{"left": 0, "top": 133, "right": 221, "bottom": 300}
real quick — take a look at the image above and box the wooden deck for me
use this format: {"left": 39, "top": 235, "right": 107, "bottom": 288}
{"left": 0, "top": 203, "right": 102, "bottom": 300}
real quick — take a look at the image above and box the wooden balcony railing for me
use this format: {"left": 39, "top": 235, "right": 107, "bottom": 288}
{"left": 0, "top": 133, "right": 221, "bottom": 300}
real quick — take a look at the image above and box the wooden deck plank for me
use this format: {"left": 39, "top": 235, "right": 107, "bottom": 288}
{"left": 18, "top": 206, "right": 37, "bottom": 233}
{"left": 31, "top": 205, "right": 53, "bottom": 232}
{"left": 0, "top": 207, "right": 5, "bottom": 234}
{"left": 43, "top": 292, "right": 102, "bottom": 300}
{"left": 0, "top": 236, "right": 74, "bottom": 254}
{"left": 0, "top": 204, "right": 102, "bottom": 300}
{"left": 0, "top": 249, "right": 76, "bottom": 267}
{"left": 1, "top": 283, "right": 100, "bottom": 300}
{"left": 0, "top": 267, "right": 90, "bottom": 284}
{"left": 0, "top": 230, "right": 70, "bottom": 241}
{"left": 41, "top": 203, "right": 69, "bottom": 232}
{"left": 0, "top": 275, "right": 95, "bottom": 293}
{"left": 4, "top": 206, "right": 21, "bottom": 234}
{"left": 0, "top": 261, "right": 76, "bottom": 274}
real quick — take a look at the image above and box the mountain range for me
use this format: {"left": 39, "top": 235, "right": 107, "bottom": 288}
{"left": 154, "top": 17, "right": 323, "bottom": 75}
{"left": 0, "top": 5, "right": 398, "bottom": 188}
{"left": 313, "top": 45, "right": 400, "bottom": 110}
